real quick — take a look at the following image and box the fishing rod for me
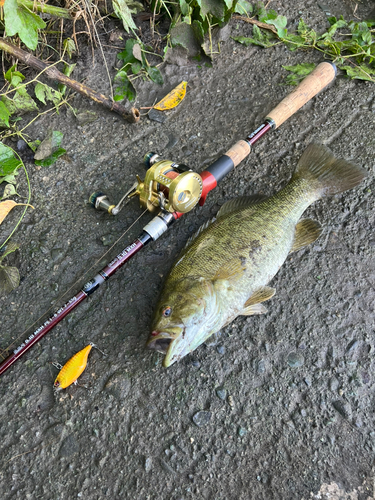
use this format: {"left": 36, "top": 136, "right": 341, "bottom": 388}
{"left": 0, "top": 61, "right": 336, "bottom": 377}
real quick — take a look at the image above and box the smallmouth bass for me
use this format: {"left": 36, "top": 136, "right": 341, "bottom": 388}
{"left": 147, "top": 144, "right": 367, "bottom": 367}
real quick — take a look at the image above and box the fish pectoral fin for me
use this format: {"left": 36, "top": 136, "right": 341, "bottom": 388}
{"left": 213, "top": 259, "right": 246, "bottom": 282}
{"left": 241, "top": 303, "right": 268, "bottom": 316}
{"left": 216, "top": 194, "right": 268, "bottom": 219}
{"left": 290, "top": 218, "right": 322, "bottom": 253}
{"left": 245, "top": 286, "right": 276, "bottom": 307}
{"left": 240, "top": 286, "right": 275, "bottom": 316}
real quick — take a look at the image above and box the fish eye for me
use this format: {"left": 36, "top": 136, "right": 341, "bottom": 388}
{"left": 162, "top": 306, "right": 172, "bottom": 317}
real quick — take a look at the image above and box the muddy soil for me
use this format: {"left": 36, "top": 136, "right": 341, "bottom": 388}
{"left": 1, "top": 1, "right": 375, "bottom": 499}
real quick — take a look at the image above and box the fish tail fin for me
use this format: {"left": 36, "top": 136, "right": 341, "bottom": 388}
{"left": 294, "top": 143, "right": 367, "bottom": 197}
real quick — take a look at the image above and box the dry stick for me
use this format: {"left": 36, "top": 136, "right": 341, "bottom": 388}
{"left": 0, "top": 39, "right": 140, "bottom": 123}
{"left": 232, "top": 15, "right": 278, "bottom": 35}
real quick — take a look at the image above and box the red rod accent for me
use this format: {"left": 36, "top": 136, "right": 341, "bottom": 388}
{"left": 198, "top": 171, "right": 218, "bottom": 206}
{"left": 0, "top": 239, "right": 145, "bottom": 377}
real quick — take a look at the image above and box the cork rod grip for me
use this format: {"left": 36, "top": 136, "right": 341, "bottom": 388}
{"left": 266, "top": 62, "right": 336, "bottom": 129}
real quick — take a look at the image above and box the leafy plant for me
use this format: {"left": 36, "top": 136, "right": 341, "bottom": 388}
{"left": 151, "top": 0, "right": 252, "bottom": 56}
{"left": 34, "top": 130, "right": 66, "bottom": 167}
{"left": 0, "top": 142, "right": 32, "bottom": 244}
{"left": 233, "top": 3, "right": 375, "bottom": 83}
{"left": 114, "top": 39, "right": 164, "bottom": 102}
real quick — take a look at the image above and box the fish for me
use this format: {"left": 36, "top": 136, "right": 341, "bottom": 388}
{"left": 54, "top": 343, "right": 94, "bottom": 390}
{"left": 147, "top": 143, "right": 367, "bottom": 367}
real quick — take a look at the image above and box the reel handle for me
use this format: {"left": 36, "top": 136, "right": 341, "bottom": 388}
{"left": 266, "top": 62, "right": 336, "bottom": 129}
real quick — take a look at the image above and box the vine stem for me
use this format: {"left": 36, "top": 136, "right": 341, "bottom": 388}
{"left": 0, "top": 150, "right": 32, "bottom": 251}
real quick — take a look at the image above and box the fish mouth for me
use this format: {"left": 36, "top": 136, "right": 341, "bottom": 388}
{"left": 147, "top": 334, "right": 173, "bottom": 354}
{"left": 147, "top": 325, "right": 184, "bottom": 356}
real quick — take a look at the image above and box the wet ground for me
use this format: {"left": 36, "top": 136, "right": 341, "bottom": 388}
{"left": 1, "top": 1, "right": 375, "bottom": 499}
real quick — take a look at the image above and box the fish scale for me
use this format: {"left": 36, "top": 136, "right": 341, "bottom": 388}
{"left": 148, "top": 144, "right": 367, "bottom": 367}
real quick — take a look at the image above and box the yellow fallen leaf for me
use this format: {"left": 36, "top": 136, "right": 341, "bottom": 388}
{"left": 0, "top": 200, "right": 34, "bottom": 225}
{"left": 154, "top": 81, "right": 187, "bottom": 111}
{"left": 0, "top": 0, "right": 5, "bottom": 6}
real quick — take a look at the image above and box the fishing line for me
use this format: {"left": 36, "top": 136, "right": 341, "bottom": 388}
{"left": 0, "top": 208, "right": 149, "bottom": 358}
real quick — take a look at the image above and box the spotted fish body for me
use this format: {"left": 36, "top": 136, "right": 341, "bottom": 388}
{"left": 54, "top": 344, "right": 93, "bottom": 390}
{"left": 148, "top": 144, "right": 367, "bottom": 367}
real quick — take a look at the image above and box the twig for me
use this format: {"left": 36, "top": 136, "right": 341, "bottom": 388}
{"left": 233, "top": 14, "right": 278, "bottom": 35}
{"left": 0, "top": 39, "right": 140, "bottom": 123}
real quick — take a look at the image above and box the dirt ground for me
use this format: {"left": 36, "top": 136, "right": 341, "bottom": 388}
{"left": 1, "top": 1, "right": 375, "bottom": 499}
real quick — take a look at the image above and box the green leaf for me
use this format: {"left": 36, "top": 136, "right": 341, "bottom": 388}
{"left": 180, "top": 0, "right": 192, "bottom": 17}
{"left": 198, "top": 0, "right": 226, "bottom": 21}
{"left": 27, "top": 140, "right": 41, "bottom": 153}
{"left": 34, "top": 148, "right": 66, "bottom": 167}
{"left": 0, "top": 173, "right": 19, "bottom": 185}
{"left": 282, "top": 64, "right": 316, "bottom": 85}
{"left": 147, "top": 66, "right": 164, "bottom": 85}
{"left": 63, "top": 38, "right": 76, "bottom": 58}
{"left": 131, "top": 61, "right": 142, "bottom": 74}
{"left": 234, "top": 0, "right": 252, "bottom": 14}
{"left": 340, "top": 64, "right": 375, "bottom": 82}
{"left": 34, "top": 130, "right": 64, "bottom": 161}
{"left": 283, "top": 62, "right": 316, "bottom": 76}
{"left": 4, "top": 0, "right": 46, "bottom": 50}
{"left": 113, "top": 71, "right": 136, "bottom": 101}
{"left": 112, "top": 0, "right": 138, "bottom": 33}
{"left": 117, "top": 39, "right": 138, "bottom": 67}
{"left": 233, "top": 26, "right": 277, "bottom": 48}
{"left": 58, "top": 63, "right": 76, "bottom": 95}
{"left": 34, "top": 83, "right": 63, "bottom": 106}
{"left": 283, "top": 33, "right": 308, "bottom": 51}
{"left": 0, "top": 265, "right": 20, "bottom": 294}
{"left": 2, "top": 184, "right": 18, "bottom": 199}
{"left": 0, "top": 143, "right": 22, "bottom": 177}
{"left": 265, "top": 15, "right": 287, "bottom": 38}
{"left": 0, "top": 102, "right": 11, "bottom": 128}
{"left": 1, "top": 86, "right": 38, "bottom": 115}
{"left": 5, "top": 65, "right": 26, "bottom": 88}
{"left": 0, "top": 242, "right": 19, "bottom": 263}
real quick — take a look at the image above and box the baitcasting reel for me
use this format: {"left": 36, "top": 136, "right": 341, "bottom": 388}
{"left": 90, "top": 153, "right": 203, "bottom": 215}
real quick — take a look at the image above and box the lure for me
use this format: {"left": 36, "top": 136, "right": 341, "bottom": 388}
{"left": 53, "top": 342, "right": 99, "bottom": 391}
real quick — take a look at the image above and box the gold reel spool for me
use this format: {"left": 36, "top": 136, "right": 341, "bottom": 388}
{"left": 137, "top": 157, "right": 203, "bottom": 214}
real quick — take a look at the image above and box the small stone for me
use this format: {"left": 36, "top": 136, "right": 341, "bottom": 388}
{"left": 100, "top": 234, "right": 116, "bottom": 246}
{"left": 216, "top": 345, "right": 225, "bottom": 355}
{"left": 190, "top": 359, "right": 201, "bottom": 368}
{"left": 76, "top": 110, "right": 98, "bottom": 125}
{"left": 238, "top": 427, "right": 247, "bottom": 437}
{"left": 58, "top": 434, "right": 80, "bottom": 457}
{"left": 346, "top": 339, "right": 359, "bottom": 356}
{"left": 228, "top": 395, "right": 234, "bottom": 407}
{"left": 300, "top": 409, "right": 307, "bottom": 417}
{"left": 216, "top": 387, "right": 227, "bottom": 400}
{"left": 148, "top": 109, "right": 167, "bottom": 123}
{"left": 257, "top": 359, "right": 266, "bottom": 374}
{"left": 328, "top": 377, "right": 339, "bottom": 392}
{"left": 192, "top": 410, "right": 211, "bottom": 427}
{"left": 287, "top": 351, "right": 304, "bottom": 368}
{"left": 332, "top": 400, "right": 352, "bottom": 419}
{"left": 51, "top": 248, "right": 64, "bottom": 262}
{"left": 144, "top": 457, "right": 152, "bottom": 472}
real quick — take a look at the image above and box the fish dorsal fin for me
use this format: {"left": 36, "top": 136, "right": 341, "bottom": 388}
{"left": 216, "top": 194, "right": 267, "bottom": 219}
{"left": 241, "top": 303, "right": 268, "bottom": 316}
{"left": 244, "top": 286, "right": 276, "bottom": 308}
{"left": 182, "top": 217, "right": 216, "bottom": 250}
{"left": 213, "top": 258, "right": 246, "bottom": 282}
{"left": 290, "top": 218, "right": 322, "bottom": 253}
